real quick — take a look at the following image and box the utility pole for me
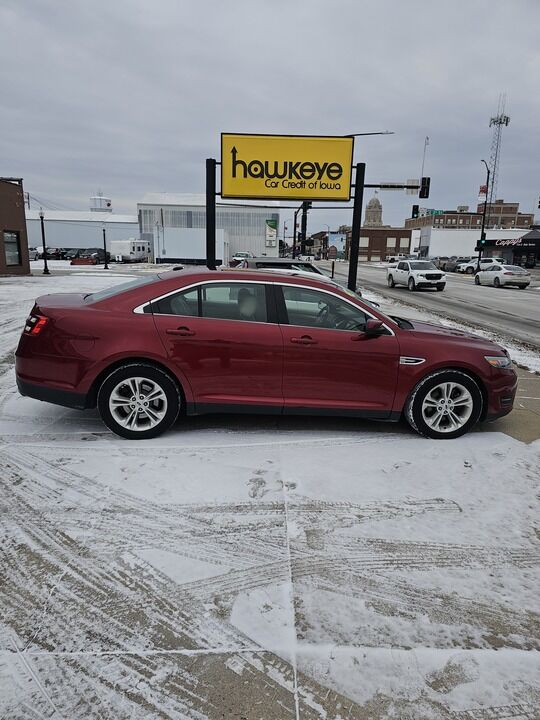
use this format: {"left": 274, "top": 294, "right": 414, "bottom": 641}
{"left": 347, "top": 163, "right": 366, "bottom": 291}
{"left": 102, "top": 224, "right": 109, "bottom": 269}
{"left": 478, "top": 159, "right": 490, "bottom": 268}
{"left": 39, "top": 208, "right": 50, "bottom": 275}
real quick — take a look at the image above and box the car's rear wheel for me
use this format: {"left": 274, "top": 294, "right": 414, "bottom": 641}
{"left": 97, "top": 363, "right": 181, "bottom": 439}
{"left": 494, "top": 277, "right": 501, "bottom": 288}
{"left": 408, "top": 277, "right": 416, "bottom": 291}
{"left": 474, "top": 275, "right": 480, "bottom": 285}
{"left": 387, "top": 274, "right": 395, "bottom": 288}
{"left": 405, "top": 370, "right": 483, "bottom": 439}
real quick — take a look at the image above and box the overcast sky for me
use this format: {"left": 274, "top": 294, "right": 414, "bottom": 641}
{"left": 1, "top": 0, "right": 539, "bottom": 233}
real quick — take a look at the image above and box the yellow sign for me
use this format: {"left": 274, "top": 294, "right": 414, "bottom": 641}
{"left": 221, "top": 134, "right": 354, "bottom": 201}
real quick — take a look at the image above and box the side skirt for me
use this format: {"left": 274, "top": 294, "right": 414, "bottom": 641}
{"left": 186, "top": 402, "right": 401, "bottom": 422}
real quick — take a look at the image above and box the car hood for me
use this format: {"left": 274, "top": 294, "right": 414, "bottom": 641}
{"left": 407, "top": 320, "right": 504, "bottom": 350}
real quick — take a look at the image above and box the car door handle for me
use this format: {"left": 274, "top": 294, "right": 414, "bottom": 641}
{"left": 165, "top": 326, "right": 195, "bottom": 336}
{"left": 290, "top": 335, "right": 318, "bottom": 345}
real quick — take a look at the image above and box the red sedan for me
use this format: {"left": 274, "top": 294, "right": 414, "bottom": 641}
{"left": 15, "top": 268, "right": 517, "bottom": 440}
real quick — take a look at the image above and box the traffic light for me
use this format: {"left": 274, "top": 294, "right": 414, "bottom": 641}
{"left": 480, "top": 238, "right": 486, "bottom": 245}
{"left": 419, "top": 177, "right": 431, "bottom": 199}
{"left": 411, "top": 204, "right": 419, "bottom": 219}
{"left": 537, "top": 196, "right": 540, "bottom": 209}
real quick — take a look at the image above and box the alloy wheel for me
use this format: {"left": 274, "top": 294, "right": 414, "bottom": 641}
{"left": 421, "top": 381, "right": 474, "bottom": 433}
{"left": 108, "top": 376, "right": 168, "bottom": 431}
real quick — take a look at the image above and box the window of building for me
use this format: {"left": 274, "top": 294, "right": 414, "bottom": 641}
{"left": 399, "top": 237, "right": 409, "bottom": 249}
{"left": 359, "top": 236, "right": 369, "bottom": 247}
{"left": 3, "top": 231, "right": 21, "bottom": 266}
{"left": 386, "top": 237, "right": 396, "bottom": 248}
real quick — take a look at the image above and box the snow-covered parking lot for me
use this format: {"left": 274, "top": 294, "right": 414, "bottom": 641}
{"left": 1, "top": 270, "right": 539, "bottom": 719}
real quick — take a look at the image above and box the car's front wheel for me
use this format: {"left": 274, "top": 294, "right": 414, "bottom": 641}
{"left": 405, "top": 370, "right": 483, "bottom": 439}
{"left": 408, "top": 277, "right": 416, "bottom": 291}
{"left": 97, "top": 363, "right": 181, "bottom": 439}
{"left": 466, "top": 267, "right": 474, "bottom": 275}
{"left": 474, "top": 275, "right": 480, "bottom": 285}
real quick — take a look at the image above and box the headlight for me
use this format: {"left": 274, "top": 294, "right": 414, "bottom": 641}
{"left": 417, "top": 273, "right": 425, "bottom": 278}
{"left": 485, "top": 355, "right": 512, "bottom": 369}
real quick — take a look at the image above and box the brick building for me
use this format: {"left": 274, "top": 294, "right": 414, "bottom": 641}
{"left": 0, "top": 178, "right": 30, "bottom": 276}
{"left": 405, "top": 199, "right": 534, "bottom": 231}
{"left": 345, "top": 227, "right": 412, "bottom": 262}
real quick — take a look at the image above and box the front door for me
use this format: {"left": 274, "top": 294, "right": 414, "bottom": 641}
{"left": 151, "top": 281, "right": 283, "bottom": 411}
{"left": 277, "top": 284, "right": 400, "bottom": 416}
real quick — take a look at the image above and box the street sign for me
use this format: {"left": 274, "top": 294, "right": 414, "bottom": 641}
{"left": 221, "top": 134, "right": 354, "bottom": 201}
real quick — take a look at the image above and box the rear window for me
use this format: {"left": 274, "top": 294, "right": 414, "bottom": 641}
{"left": 503, "top": 265, "right": 525, "bottom": 271}
{"left": 86, "top": 275, "right": 160, "bottom": 302}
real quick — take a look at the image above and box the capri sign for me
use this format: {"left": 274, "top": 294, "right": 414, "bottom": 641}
{"left": 221, "top": 133, "right": 354, "bottom": 201}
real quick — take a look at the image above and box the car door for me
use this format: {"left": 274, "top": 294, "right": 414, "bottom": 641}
{"left": 395, "top": 261, "right": 408, "bottom": 285}
{"left": 150, "top": 280, "right": 283, "bottom": 411}
{"left": 277, "top": 284, "right": 400, "bottom": 416}
{"left": 483, "top": 265, "right": 497, "bottom": 285}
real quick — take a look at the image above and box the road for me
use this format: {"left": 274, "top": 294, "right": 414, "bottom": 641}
{"left": 322, "top": 262, "right": 540, "bottom": 348}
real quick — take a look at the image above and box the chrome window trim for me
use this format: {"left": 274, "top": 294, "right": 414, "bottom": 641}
{"left": 133, "top": 278, "right": 396, "bottom": 336}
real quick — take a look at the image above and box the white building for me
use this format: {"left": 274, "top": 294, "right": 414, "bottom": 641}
{"left": 419, "top": 227, "right": 526, "bottom": 258}
{"left": 138, "top": 193, "right": 280, "bottom": 263}
{"left": 25, "top": 210, "right": 138, "bottom": 251}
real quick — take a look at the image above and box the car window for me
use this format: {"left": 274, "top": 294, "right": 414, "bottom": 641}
{"left": 397, "top": 262, "right": 407, "bottom": 270}
{"left": 88, "top": 275, "right": 160, "bottom": 303}
{"left": 201, "top": 283, "right": 267, "bottom": 322}
{"left": 151, "top": 287, "right": 199, "bottom": 315}
{"left": 281, "top": 286, "right": 369, "bottom": 332}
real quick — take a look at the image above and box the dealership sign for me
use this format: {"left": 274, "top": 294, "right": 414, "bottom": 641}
{"left": 221, "top": 134, "right": 354, "bottom": 201}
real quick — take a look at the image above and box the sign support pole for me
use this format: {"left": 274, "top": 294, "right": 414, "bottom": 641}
{"left": 348, "top": 162, "right": 365, "bottom": 291}
{"left": 300, "top": 202, "right": 308, "bottom": 257}
{"left": 206, "top": 158, "right": 217, "bottom": 270}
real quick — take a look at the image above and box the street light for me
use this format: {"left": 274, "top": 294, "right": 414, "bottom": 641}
{"left": 478, "top": 159, "right": 490, "bottom": 267}
{"left": 102, "top": 223, "right": 109, "bottom": 269}
{"left": 38, "top": 207, "right": 50, "bottom": 275}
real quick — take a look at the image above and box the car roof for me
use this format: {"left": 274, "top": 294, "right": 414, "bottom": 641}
{"left": 156, "top": 266, "right": 341, "bottom": 291}
{"left": 246, "top": 257, "right": 316, "bottom": 264}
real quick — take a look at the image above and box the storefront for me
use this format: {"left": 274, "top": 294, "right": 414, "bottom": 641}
{"left": 0, "top": 178, "right": 30, "bottom": 276}
{"left": 478, "top": 229, "right": 540, "bottom": 268}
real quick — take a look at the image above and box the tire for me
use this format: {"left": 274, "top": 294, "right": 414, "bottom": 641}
{"left": 519, "top": 285, "right": 527, "bottom": 290}
{"left": 466, "top": 267, "right": 474, "bottom": 275}
{"left": 408, "top": 277, "right": 416, "bottom": 291}
{"left": 97, "top": 363, "right": 181, "bottom": 439}
{"left": 494, "top": 277, "right": 501, "bottom": 288}
{"left": 436, "top": 284, "right": 445, "bottom": 291}
{"left": 474, "top": 275, "right": 480, "bottom": 285}
{"left": 387, "top": 274, "right": 395, "bottom": 288}
{"left": 405, "top": 369, "right": 483, "bottom": 440}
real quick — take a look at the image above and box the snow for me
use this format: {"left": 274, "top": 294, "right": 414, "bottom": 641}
{"left": 1, "top": 269, "right": 539, "bottom": 718}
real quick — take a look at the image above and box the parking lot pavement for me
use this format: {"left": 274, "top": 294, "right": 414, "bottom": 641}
{"left": 1, "top": 271, "right": 539, "bottom": 719}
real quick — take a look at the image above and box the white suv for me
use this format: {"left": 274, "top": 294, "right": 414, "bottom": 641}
{"left": 458, "top": 257, "right": 504, "bottom": 274}
{"left": 387, "top": 260, "right": 446, "bottom": 291}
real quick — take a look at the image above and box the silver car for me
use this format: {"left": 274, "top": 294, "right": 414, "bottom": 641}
{"left": 474, "top": 264, "right": 530, "bottom": 289}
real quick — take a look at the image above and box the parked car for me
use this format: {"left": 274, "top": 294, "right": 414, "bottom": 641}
{"left": 458, "top": 257, "right": 504, "bottom": 274}
{"left": 387, "top": 260, "right": 446, "bottom": 291}
{"left": 65, "top": 248, "right": 82, "bottom": 261}
{"left": 445, "top": 256, "right": 472, "bottom": 273}
{"left": 385, "top": 254, "right": 408, "bottom": 264}
{"left": 28, "top": 247, "right": 40, "bottom": 261}
{"left": 431, "top": 256, "right": 450, "bottom": 270}
{"left": 15, "top": 268, "right": 516, "bottom": 441}
{"left": 238, "top": 257, "right": 326, "bottom": 275}
{"left": 474, "top": 264, "right": 531, "bottom": 289}
{"left": 230, "top": 251, "right": 254, "bottom": 267}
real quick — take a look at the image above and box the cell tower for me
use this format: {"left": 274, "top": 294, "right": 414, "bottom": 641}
{"left": 486, "top": 94, "right": 510, "bottom": 228}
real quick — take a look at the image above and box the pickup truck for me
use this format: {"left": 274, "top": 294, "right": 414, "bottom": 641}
{"left": 387, "top": 260, "right": 446, "bottom": 291}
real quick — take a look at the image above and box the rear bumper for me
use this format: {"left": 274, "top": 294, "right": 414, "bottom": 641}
{"left": 16, "top": 376, "right": 88, "bottom": 410}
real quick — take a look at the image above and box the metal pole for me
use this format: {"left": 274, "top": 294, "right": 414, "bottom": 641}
{"left": 206, "top": 158, "right": 217, "bottom": 270}
{"left": 300, "top": 202, "right": 308, "bottom": 259}
{"left": 292, "top": 207, "right": 300, "bottom": 259}
{"left": 102, "top": 226, "right": 109, "bottom": 269}
{"left": 479, "top": 160, "right": 490, "bottom": 268}
{"left": 39, "top": 208, "right": 50, "bottom": 275}
{"left": 347, "top": 163, "right": 365, "bottom": 291}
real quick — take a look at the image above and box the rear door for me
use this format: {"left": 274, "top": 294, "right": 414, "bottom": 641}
{"left": 150, "top": 281, "right": 283, "bottom": 411}
{"left": 276, "top": 284, "right": 400, "bottom": 415}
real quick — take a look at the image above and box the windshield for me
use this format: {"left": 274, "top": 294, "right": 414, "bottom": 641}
{"left": 86, "top": 275, "right": 159, "bottom": 302}
{"left": 410, "top": 261, "right": 436, "bottom": 270}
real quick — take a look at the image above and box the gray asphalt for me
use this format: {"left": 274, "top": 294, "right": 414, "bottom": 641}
{"left": 323, "top": 262, "right": 540, "bottom": 349}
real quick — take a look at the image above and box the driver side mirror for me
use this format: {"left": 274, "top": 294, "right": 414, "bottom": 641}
{"left": 364, "top": 318, "right": 385, "bottom": 337}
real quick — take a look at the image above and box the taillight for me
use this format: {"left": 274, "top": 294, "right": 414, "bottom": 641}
{"left": 24, "top": 314, "right": 49, "bottom": 335}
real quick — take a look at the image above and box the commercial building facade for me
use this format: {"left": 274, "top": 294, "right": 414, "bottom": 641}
{"left": 405, "top": 200, "right": 534, "bottom": 231}
{"left": 345, "top": 227, "right": 412, "bottom": 262}
{"left": 0, "top": 178, "right": 30, "bottom": 276}
{"left": 25, "top": 210, "right": 138, "bottom": 251}
{"left": 138, "top": 193, "right": 280, "bottom": 263}
{"left": 418, "top": 227, "right": 527, "bottom": 260}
